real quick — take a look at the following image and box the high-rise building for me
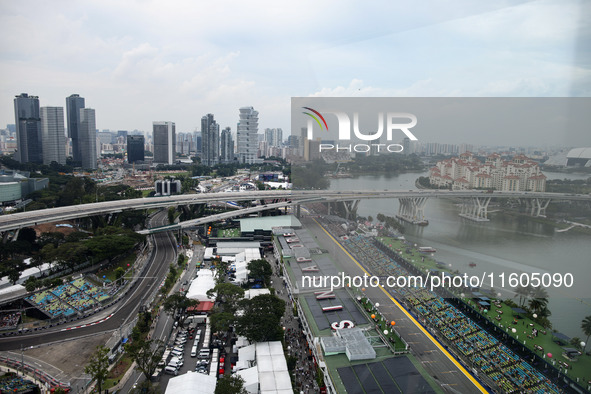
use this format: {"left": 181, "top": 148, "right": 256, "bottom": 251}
{"left": 66, "top": 94, "right": 85, "bottom": 162}
{"left": 264, "top": 128, "right": 283, "bottom": 147}
{"left": 220, "top": 127, "right": 234, "bottom": 163}
{"left": 287, "top": 135, "right": 299, "bottom": 149}
{"left": 40, "top": 107, "right": 66, "bottom": 165}
{"left": 79, "top": 108, "right": 97, "bottom": 169}
{"left": 201, "top": 114, "right": 219, "bottom": 166}
{"left": 14, "top": 93, "right": 42, "bottom": 163}
{"left": 127, "top": 135, "right": 145, "bottom": 163}
{"left": 237, "top": 106, "right": 259, "bottom": 164}
{"left": 153, "top": 121, "right": 176, "bottom": 164}
{"left": 193, "top": 131, "right": 202, "bottom": 156}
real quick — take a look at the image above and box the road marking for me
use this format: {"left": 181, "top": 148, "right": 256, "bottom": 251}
{"left": 60, "top": 314, "right": 113, "bottom": 331}
{"left": 312, "top": 217, "right": 488, "bottom": 394}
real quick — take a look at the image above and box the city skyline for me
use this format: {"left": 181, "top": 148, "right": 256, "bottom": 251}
{"left": 0, "top": 1, "right": 589, "bottom": 147}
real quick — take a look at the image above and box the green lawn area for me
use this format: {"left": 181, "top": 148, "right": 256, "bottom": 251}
{"left": 104, "top": 355, "right": 133, "bottom": 390}
{"left": 218, "top": 228, "right": 241, "bottom": 238}
{"left": 141, "top": 189, "right": 153, "bottom": 197}
{"left": 463, "top": 297, "right": 591, "bottom": 383}
{"left": 96, "top": 253, "right": 137, "bottom": 283}
{"left": 377, "top": 237, "right": 454, "bottom": 275}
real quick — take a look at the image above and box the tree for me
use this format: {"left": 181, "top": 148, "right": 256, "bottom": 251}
{"left": 212, "top": 258, "right": 230, "bottom": 284}
{"left": 582, "top": 315, "right": 591, "bottom": 354}
{"left": 247, "top": 259, "right": 272, "bottom": 287}
{"left": 513, "top": 285, "right": 530, "bottom": 308}
{"left": 115, "top": 267, "right": 125, "bottom": 282}
{"left": 17, "top": 227, "right": 37, "bottom": 246}
{"left": 84, "top": 346, "right": 110, "bottom": 393}
{"left": 207, "top": 283, "right": 245, "bottom": 312}
{"left": 527, "top": 286, "right": 549, "bottom": 314}
{"left": 126, "top": 338, "right": 165, "bottom": 380}
{"left": 569, "top": 337, "right": 583, "bottom": 351}
{"left": 236, "top": 294, "right": 285, "bottom": 343}
{"left": 215, "top": 374, "right": 248, "bottom": 394}
{"left": 162, "top": 293, "right": 199, "bottom": 316}
{"left": 7, "top": 268, "right": 21, "bottom": 285}
{"left": 168, "top": 206, "right": 176, "bottom": 224}
{"left": 209, "top": 310, "right": 237, "bottom": 333}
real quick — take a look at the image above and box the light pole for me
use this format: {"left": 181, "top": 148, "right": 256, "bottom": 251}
{"left": 20, "top": 344, "right": 24, "bottom": 377}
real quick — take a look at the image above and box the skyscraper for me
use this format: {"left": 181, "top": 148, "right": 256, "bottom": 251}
{"left": 79, "top": 108, "right": 97, "bottom": 169}
{"left": 153, "top": 121, "right": 176, "bottom": 164}
{"left": 40, "top": 107, "right": 66, "bottom": 165}
{"left": 66, "top": 94, "right": 85, "bottom": 162}
{"left": 220, "top": 127, "right": 234, "bottom": 163}
{"left": 237, "top": 106, "right": 259, "bottom": 164}
{"left": 201, "top": 114, "right": 219, "bottom": 166}
{"left": 127, "top": 135, "right": 145, "bottom": 163}
{"left": 264, "top": 128, "right": 283, "bottom": 147}
{"left": 14, "top": 93, "right": 42, "bottom": 163}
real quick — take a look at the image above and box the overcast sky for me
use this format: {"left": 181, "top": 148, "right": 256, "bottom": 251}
{"left": 1, "top": 0, "right": 589, "bottom": 146}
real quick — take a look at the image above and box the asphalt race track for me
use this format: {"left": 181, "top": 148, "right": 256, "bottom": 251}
{"left": 0, "top": 210, "right": 176, "bottom": 351}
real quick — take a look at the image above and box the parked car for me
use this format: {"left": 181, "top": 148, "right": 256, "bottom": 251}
{"left": 169, "top": 356, "right": 184, "bottom": 367}
{"left": 164, "top": 365, "right": 178, "bottom": 375}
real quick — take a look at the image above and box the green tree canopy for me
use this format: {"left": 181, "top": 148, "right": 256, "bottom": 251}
{"left": 126, "top": 338, "right": 165, "bottom": 380}
{"left": 162, "top": 293, "right": 199, "bottom": 316}
{"left": 84, "top": 346, "right": 110, "bottom": 393}
{"left": 236, "top": 294, "right": 285, "bottom": 343}
{"left": 247, "top": 259, "right": 273, "bottom": 286}
{"left": 582, "top": 315, "right": 591, "bottom": 354}
{"left": 207, "top": 283, "right": 245, "bottom": 311}
{"left": 215, "top": 374, "right": 248, "bottom": 394}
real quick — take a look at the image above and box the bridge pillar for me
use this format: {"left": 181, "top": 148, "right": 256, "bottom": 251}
{"left": 531, "top": 198, "right": 551, "bottom": 217}
{"left": 459, "top": 197, "right": 491, "bottom": 221}
{"left": 343, "top": 200, "right": 360, "bottom": 220}
{"left": 296, "top": 204, "right": 301, "bottom": 218}
{"left": 396, "top": 197, "right": 428, "bottom": 224}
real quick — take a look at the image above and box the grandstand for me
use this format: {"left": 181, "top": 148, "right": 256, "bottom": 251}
{"left": 24, "top": 277, "right": 111, "bottom": 318}
{"left": 327, "top": 221, "right": 563, "bottom": 394}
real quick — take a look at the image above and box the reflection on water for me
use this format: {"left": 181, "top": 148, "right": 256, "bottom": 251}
{"left": 328, "top": 171, "right": 591, "bottom": 339}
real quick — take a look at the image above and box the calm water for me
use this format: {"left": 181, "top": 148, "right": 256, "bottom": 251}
{"left": 328, "top": 171, "right": 591, "bottom": 339}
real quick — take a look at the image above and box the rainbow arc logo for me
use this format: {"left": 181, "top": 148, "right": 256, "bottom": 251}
{"left": 302, "top": 107, "right": 328, "bottom": 131}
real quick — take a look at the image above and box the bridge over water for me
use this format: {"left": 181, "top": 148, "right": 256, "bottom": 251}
{"left": 0, "top": 190, "right": 589, "bottom": 233}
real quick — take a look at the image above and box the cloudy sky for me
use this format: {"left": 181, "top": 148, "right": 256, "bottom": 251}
{"left": 1, "top": 0, "right": 589, "bottom": 145}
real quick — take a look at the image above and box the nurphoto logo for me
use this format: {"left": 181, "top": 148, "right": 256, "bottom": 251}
{"left": 293, "top": 99, "right": 419, "bottom": 154}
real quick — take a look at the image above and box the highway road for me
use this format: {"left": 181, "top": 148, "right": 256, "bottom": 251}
{"left": 0, "top": 210, "right": 177, "bottom": 353}
{"left": 301, "top": 215, "right": 487, "bottom": 394}
{"left": 1, "top": 189, "right": 588, "bottom": 232}
{"left": 120, "top": 239, "right": 203, "bottom": 394}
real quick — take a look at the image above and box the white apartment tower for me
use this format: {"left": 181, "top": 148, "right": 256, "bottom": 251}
{"left": 237, "top": 106, "right": 259, "bottom": 164}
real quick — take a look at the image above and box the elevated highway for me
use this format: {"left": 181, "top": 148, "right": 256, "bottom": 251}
{"left": 0, "top": 190, "right": 589, "bottom": 232}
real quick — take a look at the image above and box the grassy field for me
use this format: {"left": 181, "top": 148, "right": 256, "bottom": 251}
{"left": 464, "top": 297, "right": 591, "bottom": 383}
{"left": 96, "top": 253, "right": 137, "bottom": 283}
{"left": 378, "top": 236, "right": 454, "bottom": 274}
{"left": 217, "top": 228, "right": 241, "bottom": 238}
{"left": 103, "top": 355, "right": 132, "bottom": 390}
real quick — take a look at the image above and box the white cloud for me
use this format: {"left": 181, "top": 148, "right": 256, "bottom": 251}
{"left": 0, "top": 0, "right": 589, "bottom": 135}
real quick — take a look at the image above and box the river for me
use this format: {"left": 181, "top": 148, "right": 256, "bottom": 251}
{"left": 328, "top": 171, "right": 591, "bottom": 340}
